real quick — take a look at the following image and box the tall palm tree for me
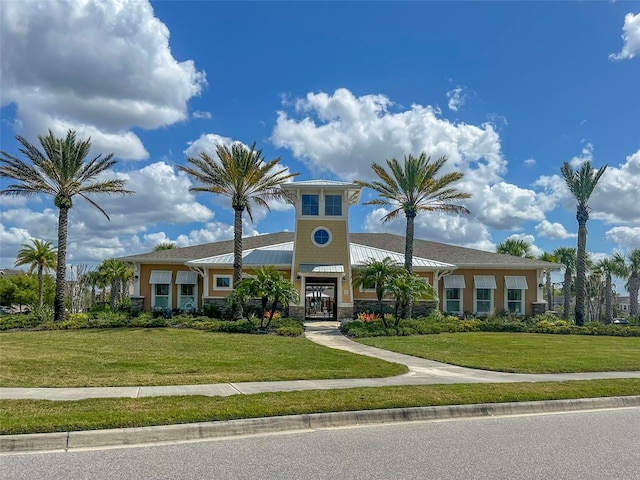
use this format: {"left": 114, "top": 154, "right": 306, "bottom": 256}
{"left": 497, "top": 238, "right": 535, "bottom": 259}
{"left": 553, "top": 247, "right": 577, "bottom": 320}
{"left": 538, "top": 251, "right": 556, "bottom": 310}
{"left": 352, "top": 257, "right": 404, "bottom": 326}
{"left": 1, "top": 130, "right": 132, "bottom": 321}
{"left": 178, "top": 142, "right": 298, "bottom": 318}
{"left": 355, "top": 154, "right": 471, "bottom": 273}
{"left": 561, "top": 161, "right": 607, "bottom": 325}
{"left": 595, "top": 254, "right": 627, "bottom": 323}
{"left": 623, "top": 249, "right": 640, "bottom": 318}
{"left": 14, "top": 238, "right": 57, "bottom": 308}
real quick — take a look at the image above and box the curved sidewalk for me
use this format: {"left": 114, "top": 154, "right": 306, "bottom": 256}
{"left": 2, "top": 321, "right": 639, "bottom": 401}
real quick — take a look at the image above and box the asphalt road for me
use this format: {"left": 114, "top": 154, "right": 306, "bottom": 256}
{"left": 2, "top": 407, "right": 639, "bottom": 480}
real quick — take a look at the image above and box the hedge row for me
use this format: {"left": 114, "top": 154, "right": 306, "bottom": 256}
{"left": 341, "top": 313, "right": 640, "bottom": 338}
{"left": 0, "top": 312, "right": 305, "bottom": 337}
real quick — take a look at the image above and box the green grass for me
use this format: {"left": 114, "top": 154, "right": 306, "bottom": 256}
{"left": 2, "top": 379, "right": 639, "bottom": 435}
{"left": 358, "top": 332, "right": 640, "bottom": 373}
{"left": 0, "top": 329, "right": 407, "bottom": 387}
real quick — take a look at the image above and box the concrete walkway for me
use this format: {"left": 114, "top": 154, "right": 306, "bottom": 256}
{"left": 2, "top": 321, "right": 640, "bottom": 401}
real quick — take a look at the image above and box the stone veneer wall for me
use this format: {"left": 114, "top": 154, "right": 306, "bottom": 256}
{"left": 130, "top": 296, "right": 144, "bottom": 312}
{"left": 353, "top": 300, "right": 437, "bottom": 318}
{"left": 532, "top": 302, "right": 547, "bottom": 315}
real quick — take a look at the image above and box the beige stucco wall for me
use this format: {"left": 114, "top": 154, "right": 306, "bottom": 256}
{"left": 353, "top": 272, "right": 433, "bottom": 301}
{"left": 293, "top": 219, "right": 351, "bottom": 303}
{"left": 138, "top": 264, "right": 203, "bottom": 311}
{"left": 438, "top": 269, "right": 541, "bottom": 315}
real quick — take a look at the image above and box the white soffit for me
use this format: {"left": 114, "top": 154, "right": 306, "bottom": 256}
{"left": 505, "top": 276, "right": 528, "bottom": 289}
{"left": 149, "top": 270, "right": 172, "bottom": 283}
{"left": 474, "top": 275, "right": 497, "bottom": 289}
{"left": 443, "top": 275, "right": 466, "bottom": 289}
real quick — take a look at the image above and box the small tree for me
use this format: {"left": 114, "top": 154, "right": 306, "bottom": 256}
{"left": 387, "top": 271, "right": 436, "bottom": 325}
{"left": 352, "top": 257, "right": 404, "bottom": 327}
{"left": 553, "top": 247, "right": 577, "bottom": 320}
{"left": 14, "top": 238, "right": 57, "bottom": 308}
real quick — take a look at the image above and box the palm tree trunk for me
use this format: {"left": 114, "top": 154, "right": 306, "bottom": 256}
{"left": 563, "top": 269, "right": 572, "bottom": 320}
{"left": 232, "top": 206, "right": 244, "bottom": 320}
{"left": 404, "top": 211, "right": 415, "bottom": 273}
{"left": 575, "top": 218, "right": 587, "bottom": 326}
{"left": 605, "top": 273, "right": 612, "bottom": 324}
{"left": 110, "top": 278, "right": 117, "bottom": 311}
{"left": 545, "top": 270, "right": 552, "bottom": 311}
{"left": 54, "top": 207, "right": 69, "bottom": 322}
{"left": 37, "top": 264, "right": 44, "bottom": 308}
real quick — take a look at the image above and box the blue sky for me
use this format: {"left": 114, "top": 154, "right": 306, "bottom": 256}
{"left": 1, "top": 1, "right": 640, "bottom": 279}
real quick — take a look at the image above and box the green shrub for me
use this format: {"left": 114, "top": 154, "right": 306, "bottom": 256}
{"left": 275, "top": 326, "right": 304, "bottom": 337}
{"left": 0, "top": 314, "right": 42, "bottom": 330}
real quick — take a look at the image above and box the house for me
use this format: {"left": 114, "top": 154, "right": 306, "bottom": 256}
{"left": 119, "top": 180, "right": 559, "bottom": 319}
{"left": 614, "top": 296, "right": 630, "bottom": 317}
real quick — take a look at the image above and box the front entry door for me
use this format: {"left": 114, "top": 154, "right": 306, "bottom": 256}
{"left": 304, "top": 277, "right": 337, "bottom": 320}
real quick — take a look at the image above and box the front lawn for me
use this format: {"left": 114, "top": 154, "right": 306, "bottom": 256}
{"left": 2, "top": 379, "right": 639, "bottom": 434}
{"left": 0, "top": 328, "right": 407, "bottom": 387}
{"left": 358, "top": 332, "right": 640, "bottom": 373}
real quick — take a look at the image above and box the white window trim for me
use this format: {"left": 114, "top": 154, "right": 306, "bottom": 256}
{"left": 311, "top": 226, "right": 332, "bottom": 248}
{"left": 151, "top": 283, "right": 172, "bottom": 310}
{"left": 504, "top": 276, "right": 527, "bottom": 314}
{"left": 444, "top": 287, "right": 463, "bottom": 315}
{"left": 324, "top": 194, "right": 343, "bottom": 216}
{"left": 213, "top": 274, "right": 233, "bottom": 291}
{"left": 178, "top": 282, "right": 198, "bottom": 311}
{"left": 301, "top": 194, "right": 320, "bottom": 216}
{"left": 474, "top": 288, "right": 494, "bottom": 315}
{"left": 504, "top": 288, "right": 525, "bottom": 314}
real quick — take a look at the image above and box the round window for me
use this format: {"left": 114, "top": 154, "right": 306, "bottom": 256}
{"left": 312, "top": 227, "right": 331, "bottom": 247}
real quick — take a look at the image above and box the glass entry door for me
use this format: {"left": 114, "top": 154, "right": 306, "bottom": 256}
{"left": 304, "top": 277, "right": 337, "bottom": 320}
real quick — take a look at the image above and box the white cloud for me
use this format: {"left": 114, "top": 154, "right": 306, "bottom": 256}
{"left": 362, "top": 207, "right": 496, "bottom": 252}
{"left": 569, "top": 142, "right": 594, "bottom": 167}
{"left": 524, "top": 158, "right": 536, "bottom": 166}
{"left": 446, "top": 86, "right": 467, "bottom": 112}
{"left": 609, "top": 12, "right": 640, "bottom": 60}
{"left": 192, "top": 111, "right": 212, "bottom": 120}
{"left": 0, "top": 0, "right": 206, "bottom": 160}
{"left": 272, "top": 88, "right": 507, "bottom": 183}
{"left": 605, "top": 226, "right": 640, "bottom": 248}
{"left": 535, "top": 220, "right": 577, "bottom": 240}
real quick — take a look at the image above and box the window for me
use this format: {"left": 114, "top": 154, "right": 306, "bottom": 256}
{"left": 311, "top": 227, "right": 331, "bottom": 247}
{"left": 504, "top": 276, "right": 528, "bottom": 314}
{"left": 443, "top": 275, "right": 465, "bottom": 314}
{"left": 150, "top": 270, "right": 172, "bottom": 309}
{"left": 153, "top": 283, "right": 170, "bottom": 309}
{"left": 301, "top": 194, "right": 319, "bottom": 215}
{"left": 214, "top": 275, "right": 232, "bottom": 290}
{"left": 476, "top": 289, "right": 492, "bottom": 314}
{"left": 473, "top": 276, "right": 496, "bottom": 315}
{"left": 359, "top": 278, "right": 377, "bottom": 292}
{"left": 324, "top": 195, "right": 342, "bottom": 216}
{"left": 176, "top": 271, "right": 198, "bottom": 310}
{"left": 507, "top": 289, "right": 523, "bottom": 314}
{"left": 445, "top": 288, "right": 462, "bottom": 314}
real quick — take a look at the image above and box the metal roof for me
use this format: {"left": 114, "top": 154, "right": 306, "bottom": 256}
{"left": 284, "top": 180, "right": 360, "bottom": 187}
{"left": 350, "top": 243, "right": 455, "bottom": 270}
{"left": 299, "top": 264, "right": 345, "bottom": 273}
{"left": 186, "top": 242, "right": 294, "bottom": 267}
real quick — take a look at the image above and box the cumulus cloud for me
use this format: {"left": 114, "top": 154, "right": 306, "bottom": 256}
{"left": 609, "top": 12, "right": 640, "bottom": 60}
{"left": 537, "top": 147, "right": 640, "bottom": 225}
{"left": 535, "top": 220, "right": 577, "bottom": 239}
{"left": 271, "top": 88, "right": 507, "bottom": 183}
{"left": 446, "top": 86, "right": 467, "bottom": 112}
{"left": 0, "top": 0, "right": 206, "bottom": 160}
{"left": 362, "top": 207, "right": 496, "bottom": 252}
{"left": 605, "top": 226, "right": 640, "bottom": 248}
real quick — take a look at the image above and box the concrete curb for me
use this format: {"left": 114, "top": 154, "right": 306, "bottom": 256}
{"left": 3, "top": 395, "right": 639, "bottom": 453}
